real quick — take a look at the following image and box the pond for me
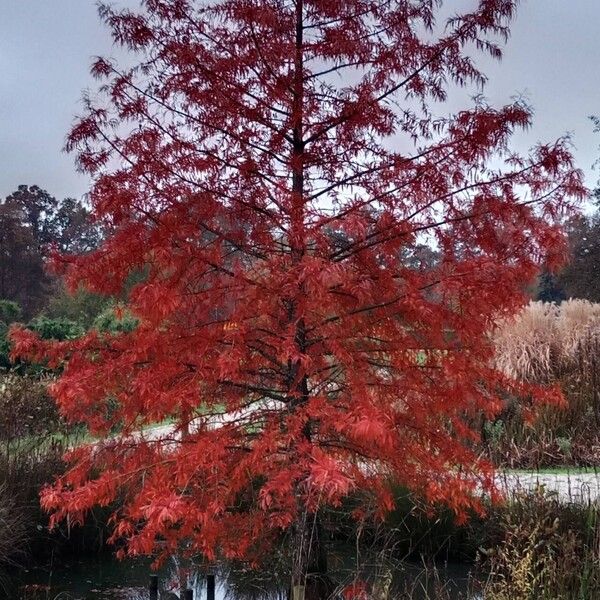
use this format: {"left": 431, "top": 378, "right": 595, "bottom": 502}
{"left": 12, "top": 553, "right": 481, "bottom": 600}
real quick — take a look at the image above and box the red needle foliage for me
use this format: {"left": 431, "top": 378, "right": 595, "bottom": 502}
{"left": 13, "top": 0, "right": 584, "bottom": 569}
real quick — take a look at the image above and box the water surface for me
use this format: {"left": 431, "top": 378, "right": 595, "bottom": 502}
{"left": 13, "top": 552, "right": 479, "bottom": 599}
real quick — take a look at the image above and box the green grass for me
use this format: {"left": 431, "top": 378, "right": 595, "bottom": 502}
{"left": 3, "top": 425, "right": 90, "bottom": 457}
{"left": 504, "top": 466, "right": 600, "bottom": 475}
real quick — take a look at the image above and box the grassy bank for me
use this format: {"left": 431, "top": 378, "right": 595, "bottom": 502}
{"left": 325, "top": 485, "right": 600, "bottom": 599}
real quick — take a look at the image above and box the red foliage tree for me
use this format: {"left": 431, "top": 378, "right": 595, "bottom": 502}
{"left": 12, "top": 0, "right": 584, "bottom": 589}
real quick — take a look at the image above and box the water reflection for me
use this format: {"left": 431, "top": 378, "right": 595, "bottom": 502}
{"left": 13, "top": 551, "right": 480, "bottom": 599}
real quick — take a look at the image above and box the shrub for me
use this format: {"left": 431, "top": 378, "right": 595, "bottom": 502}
{"left": 0, "top": 374, "right": 63, "bottom": 445}
{"left": 0, "top": 374, "right": 87, "bottom": 569}
{"left": 481, "top": 488, "right": 600, "bottom": 600}
{"left": 45, "top": 285, "right": 109, "bottom": 330}
{"left": 93, "top": 304, "right": 138, "bottom": 334}
{"left": 0, "top": 301, "right": 21, "bottom": 325}
{"left": 28, "top": 316, "right": 84, "bottom": 342}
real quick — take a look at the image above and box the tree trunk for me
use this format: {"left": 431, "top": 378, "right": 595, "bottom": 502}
{"left": 292, "top": 512, "right": 333, "bottom": 600}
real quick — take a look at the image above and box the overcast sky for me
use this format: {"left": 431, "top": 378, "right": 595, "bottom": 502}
{"left": 1, "top": 0, "right": 599, "bottom": 202}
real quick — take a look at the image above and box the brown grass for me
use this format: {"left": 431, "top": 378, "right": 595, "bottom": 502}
{"left": 494, "top": 299, "right": 600, "bottom": 384}
{"left": 489, "top": 300, "right": 600, "bottom": 466}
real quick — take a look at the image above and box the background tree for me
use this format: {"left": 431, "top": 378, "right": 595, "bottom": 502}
{"left": 52, "top": 196, "right": 102, "bottom": 254}
{"left": 13, "top": 0, "right": 584, "bottom": 594}
{"left": 5, "top": 186, "right": 59, "bottom": 249}
{"left": 0, "top": 202, "right": 47, "bottom": 318}
{"left": 44, "top": 286, "right": 110, "bottom": 330}
{"left": 5, "top": 185, "right": 102, "bottom": 255}
{"left": 0, "top": 301, "right": 21, "bottom": 369}
{"left": 556, "top": 214, "right": 600, "bottom": 302}
{"left": 0, "top": 185, "right": 101, "bottom": 319}
{"left": 554, "top": 115, "right": 600, "bottom": 302}
{"left": 535, "top": 270, "right": 566, "bottom": 303}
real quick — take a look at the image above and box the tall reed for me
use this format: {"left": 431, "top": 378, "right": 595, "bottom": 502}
{"left": 490, "top": 300, "right": 600, "bottom": 466}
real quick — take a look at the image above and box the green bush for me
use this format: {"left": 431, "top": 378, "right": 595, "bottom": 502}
{"left": 0, "top": 300, "right": 21, "bottom": 325}
{"left": 28, "top": 316, "right": 84, "bottom": 341}
{"left": 93, "top": 305, "right": 138, "bottom": 334}
{"left": 45, "top": 285, "right": 109, "bottom": 329}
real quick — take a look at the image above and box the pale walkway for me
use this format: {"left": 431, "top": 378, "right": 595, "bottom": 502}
{"left": 127, "top": 423, "right": 600, "bottom": 504}
{"left": 496, "top": 470, "right": 600, "bottom": 503}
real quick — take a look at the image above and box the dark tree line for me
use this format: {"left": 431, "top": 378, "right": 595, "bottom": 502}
{"left": 0, "top": 181, "right": 597, "bottom": 348}
{"left": 532, "top": 115, "right": 600, "bottom": 304}
{"left": 0, "top": 185, "right": 148, "bottom": 372}
{"left": 0, "top": 185, "right": 101, "bottom": 319}
{"left": 536, "top": 208, "right": 600, "bottom": 304}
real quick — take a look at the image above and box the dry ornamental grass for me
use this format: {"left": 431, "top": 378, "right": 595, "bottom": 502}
{"left": 490, "top": 300, "right": 600, "bottom": 466}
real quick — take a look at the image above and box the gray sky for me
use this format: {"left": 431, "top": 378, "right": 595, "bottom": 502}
{"left": 1, "top": 0, "right": 599, "bottom": 202}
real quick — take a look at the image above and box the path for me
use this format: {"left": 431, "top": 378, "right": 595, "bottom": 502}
{"left": 131, "top": 422, "right": 600, "bottom": 503}
{"left": 495, "top": 470, "right": 600, "bottom": 503}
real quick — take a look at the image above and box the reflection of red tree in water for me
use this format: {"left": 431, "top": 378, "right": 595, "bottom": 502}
{"left": 343, "top": 581, "right": 368, "bottom": 600}
{"left": 12, "top": 0, "right": 583, "bottom": 594}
